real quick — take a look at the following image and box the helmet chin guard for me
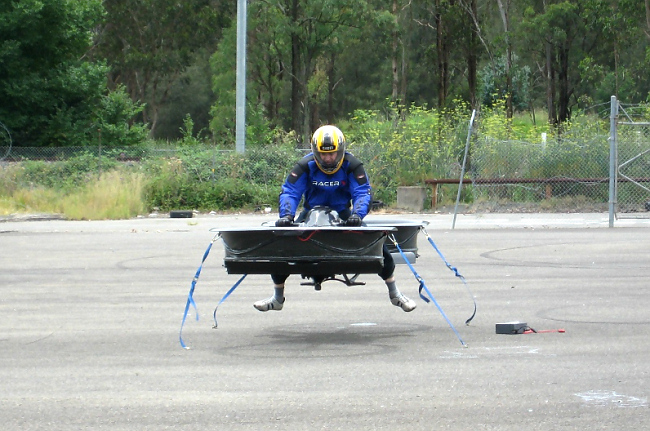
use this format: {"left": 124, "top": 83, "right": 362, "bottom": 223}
{"left": 311, "top": 125, "right": 346, "bottom": 174}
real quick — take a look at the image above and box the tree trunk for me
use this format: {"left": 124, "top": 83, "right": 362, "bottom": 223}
{"left": 302, "top": 56, "right": 311, "bottom": 145}
{"left": 467, "top": 0, "right": 478, "bottom": 109}
{"left": 392, "top": 0, "right": 399, "bottom": 104}
{"left": 401, "top": 41, "right": 408, "bottom": 111}
{"left": 546, "top": 41, "right": 557, "bottom": 124}
{"left": 645, "top": 0, "right": 650, "bottom": 39}
{"left": 558, "top": 41, "right": 570, "bottom": 122}
{"left": 542, "top": 0, "right": 556, "bottom": 124}
{"left": 496, "top": 0, "right": 512, "bottom": 118}
{"left": 327, "top": 51, "right": 336, "bottom": 124}
{"left": 435, "top": 0, "right": 449, "bottom": 108}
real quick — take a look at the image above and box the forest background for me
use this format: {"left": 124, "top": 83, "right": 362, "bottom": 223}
{"left": 1, "top": 0, "right": 649, "bottom": 219}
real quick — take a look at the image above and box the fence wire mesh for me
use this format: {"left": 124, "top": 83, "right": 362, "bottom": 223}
{"left": 466, "top": 133, "right": 610, "bottom": 211}
{"left": 2, "top": 103, "right": 648, "bottom": 217}
{"left": 615, "top": 104, "right": 650, "bottom": 218}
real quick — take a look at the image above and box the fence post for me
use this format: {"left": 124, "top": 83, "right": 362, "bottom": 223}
{"left": 608, "top": 96, "right": 618, "bottom": 228}
{"left": 452, "top": 109, "right": 476, "bottom": 229}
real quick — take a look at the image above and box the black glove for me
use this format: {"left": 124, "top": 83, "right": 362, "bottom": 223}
{"left": 275, "top": 215, "right": 294, "bottom": 227}
{"left": 344, "top": 213, "right": 362, "bottom": 227}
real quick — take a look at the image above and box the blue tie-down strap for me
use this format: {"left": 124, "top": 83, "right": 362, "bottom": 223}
{"left": 420, "top": 227, "right": 477, "bottom": 326}
{"left": 213, "top": 274, "right": 247, "bottom": 328}
{"left": 388, "top": 234, "right": 467, "bottom": 347}
{"left": 179, "top": 234, "right": 219, "bottom": 349}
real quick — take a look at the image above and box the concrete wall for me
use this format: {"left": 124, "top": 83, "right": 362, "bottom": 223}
{"left": 396, "top": 186, "right": 426, "bottom": 212}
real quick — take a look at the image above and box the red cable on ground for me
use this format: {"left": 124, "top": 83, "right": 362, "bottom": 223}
{"left": 523, "top": 328, "right": 566, "bottom": 334}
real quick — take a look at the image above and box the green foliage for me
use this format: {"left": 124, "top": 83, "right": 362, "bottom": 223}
{"left": 473, "top": 104, "right": 609, "bottom": 184}
{"left": 208, "top": 25, "right": 237, "bottom": 145}
{"left": 97, "top": 0, "right": 233, "bottom": 137}
{"left": 479, "top": 54, "right": 532, "bottom": 111}
{"left": 0, "top": 102, "right": 630, "bottom": 217}
{"left": 178, "top": 115, "right": 202, "bottom": 146}
{"left": 345, "top": 101, "right": 474, "bottom": 204}
{"left": 0, "top": 0, "right": 108, "bottom": 146}
{"left": 16, "top": 152, "right": 117, "bottom": 191}
{"left": 95, "top": 85, "right": 149, "bottom": 146}
{"left": 153, "top": 52, "right": 215, "bottom": 140}
{"left": 209, "top": 24, "right": 281, "bottom": 148}
{"left": 141, "top": 142, "right": 298, "bottom": 211}
{"left": 145, "top": 176, "right": 270, "bottom": 211}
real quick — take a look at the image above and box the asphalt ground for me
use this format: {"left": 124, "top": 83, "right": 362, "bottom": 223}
{"left": 1, "top": 212, "right": 648, "bottom": 430}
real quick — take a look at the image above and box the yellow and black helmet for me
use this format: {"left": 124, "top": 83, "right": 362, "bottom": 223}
{"left": 311, "top": 125, "right": 346, "bottom": 174}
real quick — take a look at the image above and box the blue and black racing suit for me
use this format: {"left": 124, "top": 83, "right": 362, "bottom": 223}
{"left": 272, "top": 152, "right": 395, "bottom": 283}
{"left": 279, "top": 152, "right": 372, "bottom": 221}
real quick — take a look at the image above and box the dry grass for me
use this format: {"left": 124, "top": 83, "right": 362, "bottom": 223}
{"left": 0, "top": 187, "right": 61, "bottom": 215}
{"left": 61, "top": 171, "right": 146, "bottom": 220}
{"left": 0, "top": 170, "right": 147, "bottom": 220}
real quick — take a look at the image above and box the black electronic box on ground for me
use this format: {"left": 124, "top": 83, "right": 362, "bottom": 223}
{"left": 496, "top": 321, "right": 527, "bottom": 335}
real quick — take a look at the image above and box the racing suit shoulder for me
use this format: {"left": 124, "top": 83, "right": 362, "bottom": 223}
{"left": 286, "top": 154, "right": 315, "bottom": 184}
{"left": 344, "top": 153, "right": 368, "bottom": 185}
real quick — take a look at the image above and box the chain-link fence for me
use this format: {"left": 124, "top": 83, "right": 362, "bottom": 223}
{"left": 382, "top": 112, "right": 613, "bottom": 213}
{"left": 0, "top": 145, "right": 174, "bottom": 163}
{"left": 0, "top": 136, "right": 614, "bottom": 214}
{"left": 465, "top": 132, "right": 611, "bottom": 211}
{"left": 613, "top": 101, "right": 650, "bottom": 218}
{"left": 0, "top": 144, "right": 305, "bottom": 208}
{"left": 2, "top": 102, "right": 647, "bottom": 216}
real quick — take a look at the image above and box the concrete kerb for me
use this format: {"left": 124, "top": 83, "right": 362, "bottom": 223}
{"left": 2, "top": 211, "right": 650, "bottom": 233}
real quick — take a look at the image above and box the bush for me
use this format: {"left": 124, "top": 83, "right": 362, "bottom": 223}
{"left": 16, "top": 152, "right": 118, "bottom": 191}
{"left": 141, "top": 145, "right": 291, "bottom": 211}
{"left": 0, "top": 100, "right": 623, "bottom": 218}
{"left": 95, "top": 86, "right": 150, "bottom": 146}
{"left": 345, "top": 101, "right": 473, "bottom": 204}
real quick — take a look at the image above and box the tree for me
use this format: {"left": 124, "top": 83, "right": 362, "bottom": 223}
{"left": 204, "top": 0, "right": 650, "bottom": 140}
{"left": 412, "top": 0, "right": 480, "bottom": 109}
{"left": 646, "top": 0, "right": 650, "bottom": 39}
{"left": 0, "top": 0, "right": 108, "bottom": 146}
{"left": 297, "top": 0, "right": 372, "bottom": 140}
{"left": 210, "top": 0, "right": 373, "bottom": 143}
{"left": 521, "top": 0, "right": 592, "bottom": 123}
{"left": 97, "top": 0, "right": 232, "bottom": 137}
{"left": 495, "top": 0, "right": 514, "bottom": 118}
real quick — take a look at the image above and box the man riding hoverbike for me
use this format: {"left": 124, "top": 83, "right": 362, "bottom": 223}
{"left": 253, "top": 125, "right": 417, "bottom": 313}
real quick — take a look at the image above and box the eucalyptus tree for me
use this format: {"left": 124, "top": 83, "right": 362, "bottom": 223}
{"left": 519, "top": 0, "right": 580, "bottom": 122}
{"left": 211, "top": 0, "right": 373, "bottom": 143}
{"left": 283, "top": 0, "right": 372, "bottom": 141}
{"left": 331, "top": 1, "right": 403, "bottom": 114}
{"left": 646, "top": 0, "right": 650, "bottom": 39}
{"left": 518, "top": 0, "right": 637, "bottom": 123}
{"left": 210, "top": 1, "right": 294, "bottom": 144}
{"left": 97, "top": 0, "right": 232, "bottom": 136}
{"left": 495, "top": 0, "right": 514, "bottom": 117}
{"left": 210, "top": 12, "right": 281, "bottom": 147}
{"left": 410, "top": 0, "right": 481, "bottom": 108}
{"left": 588, "top": 0, "right": 650, "bottom": 104}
